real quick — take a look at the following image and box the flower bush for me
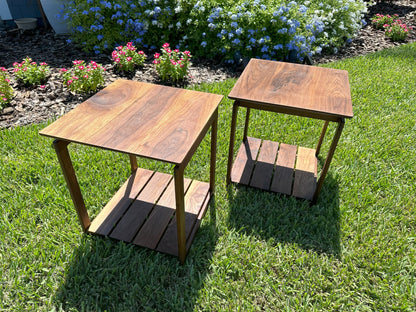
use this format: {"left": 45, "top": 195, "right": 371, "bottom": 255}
{"left": 61, "top": 60, "right": 105, "bottom": 93}
{"left": 153, "top": 43, "right": 191, "bottom": 81}
{"left": 61, "top": 0, "right": 368, "bottom": 63}
{"left": 371, "top": 13, "right": 412, "bottom": 41}
{"left": 371, "top": 13, "right": 398, "bottom": 29}
{"left": 0, "top": 67, "right": 13, "bottom": 108}
{"left": 13, "top": 57, "right": 50, "bottom": 86}
{"left": 384, "top": 20, "right": 412, "bottom": 41}
{"left": 112, "top": 42, "right": 147, "bottom": 72}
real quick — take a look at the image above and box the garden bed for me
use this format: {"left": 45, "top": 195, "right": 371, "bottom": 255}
{"left": 0, "top": 0, "right": 415, "bottom": 129}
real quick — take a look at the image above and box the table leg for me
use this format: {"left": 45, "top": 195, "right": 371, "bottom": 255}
{"left": 53, "top": 139, "right": 91, "bottom": 232}
{"left": 313, "top": 118, "right": 345, "bottom": 204}
{"left": 174, "top": 164, "right": 186, "bottom": 263}
{"left": 243, "top": 107, "right": 251, "bottom": 140}
{"left": 128, "top": 154, "right": 138, "bottom": 172}
{"left": 226, "top": 101, "right": 239, "bottom": 185}
{"left": 316, "top": 121, "right": 329, "bottom": 157}
{"left": 210, "top": 109, "right": 218, "bottom": 194}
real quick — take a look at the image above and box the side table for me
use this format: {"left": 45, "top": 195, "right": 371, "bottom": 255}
{"left": 40, "top": 80, "right": 223, "bottom": 263}
{"left": 226, "top": 59, "right": 353, "bottom": 203}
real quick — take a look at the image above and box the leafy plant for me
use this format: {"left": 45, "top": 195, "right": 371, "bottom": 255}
{"left": 0, "top": 67, "right": 13, "bottom": 108}
{"left": 112, "top": 42, "right": 146, "bottom": 72}
{"left": 13, "top": 57, "right": 50, "bottom": 86}
{"left": 61, "top": 60, "right": 105, "bottom": 93}
{"left": 153, "top": 43, "right": 191, "bottom": 82}
{"left": 371, "top": 13, "right": 398, "bottom": 29}
{"left": 384, "top": 20, "right": 412, "bottom": 41}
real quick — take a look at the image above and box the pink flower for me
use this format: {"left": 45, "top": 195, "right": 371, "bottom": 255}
{"left": 170, "top": 59, "right": 177, "bottom": 65}
{"left": 138, "top": 51, "right": 145, "bottom": 55}
{"left": 78, "top": 65, "right": 85, "bottom": 70}
{"left": 152, "top": 60, "right": 160, "bottom": 64}
{"left": 162, "top": 43, "right": 170, "bottom": 48}
{"left": 67, "top": 79, "right": 73, "bottom": 85}
{"left": 83, "top": 74, "right": 89, "bottom": 79}
{"left": 39, "top": 85, "right": 46, "bottom": 89}
{"left": 22, "top": 67, "right": 27, "bottom": 72}
{"left": 40, "top": 62, "right": 48, "bottom": 66}
{"left": 2, "top": 98, "right": 7, "bottom": 102}
{"left": 13, "top": 68, "right": 20, "bottom": 72}
{"left": 174, "top": 49, "right": 179, "bottom": 53}
{"left": 126, "top": 57, "right": 132, "bottom": 62}
{"left": 60, "top": 68, "right": 67, "bottom": 73}
{"left": 154, "top": 53, "right": 160, "bottom": 59}
{"left": 5, "top": 79, "right": 10, "bottom": 83}
{"left": 114, "top": 58, "right": 120, "bottom": 63}
{"left": 184, "top": 51, "right": 191, "bottom": 57}
{"left": 72, "top": 76, "right": 79, "bottom": 80}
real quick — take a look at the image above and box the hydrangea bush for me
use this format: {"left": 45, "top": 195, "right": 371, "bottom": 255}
{"left": 0, "top": 67, "right": 13, "bottom": 108}
{"left": 61, "top": 0, "right": 368, "bottom": 63}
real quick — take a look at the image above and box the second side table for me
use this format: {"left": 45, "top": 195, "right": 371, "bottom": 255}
{"left": 226, "top": 59, "right": 353, "bottom": 203}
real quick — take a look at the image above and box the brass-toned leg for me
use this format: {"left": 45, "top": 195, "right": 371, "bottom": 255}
{"left": 226, "top": 102, "right": 239, "bottom": 185}
{"left": 53, "top": 140, "right": 91, "bottom": 232}
{"left": 129, "top": 154, "right": 138, "bottom": 172}
{"left": 243, "top": 107, "right": 251, "bottom": 140}
{"left": 316, "top": 121, "right": 329, "bottom": 157}
{"left": 313, "top": 119, "right": 345, "bottom": 203}
{"left": 210, "top": 109, "right": 218, "bottom": 194}
{"left": 174, "top": 165, "right": 186, "bottom": 263}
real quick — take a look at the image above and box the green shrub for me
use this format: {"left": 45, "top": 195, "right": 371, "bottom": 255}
{"left": 153, "top": 43, "right": 192, "bottom": 81}
{"left": 0, "top": 67, "right": 13, "bottom": 108}
{"left": 112, "top": 42, "right": 147, "bottom": 72}
{"left": 61, "top": 60, "right": 105, "bottom": 93}
{"left": 13, "top": 57, "right": 50, "bottom": 86}
{"left": 61, "top": 0, "right": 368, "bottom": 63}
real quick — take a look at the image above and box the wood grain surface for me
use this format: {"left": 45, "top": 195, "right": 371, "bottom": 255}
{"left": 228, "top": 59, "right": 353, "bottom": 120}
{"left": 40, "top": 80, "right": 223, "bottom": 165}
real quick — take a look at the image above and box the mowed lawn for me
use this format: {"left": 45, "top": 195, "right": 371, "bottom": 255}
{"left": 1, "top": 43, "right": 415, "bottom": 311}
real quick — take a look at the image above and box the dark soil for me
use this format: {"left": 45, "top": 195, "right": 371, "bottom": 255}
{"left": 0, "top": 0, "right": 415, "bottom": 129}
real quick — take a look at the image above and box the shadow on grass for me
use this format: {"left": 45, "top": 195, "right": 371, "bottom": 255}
{"left": 53, "top": 201, "right": 218, "bottom": 311}
{"left": 226, "top": 172, "right": 340, "bottom": 256}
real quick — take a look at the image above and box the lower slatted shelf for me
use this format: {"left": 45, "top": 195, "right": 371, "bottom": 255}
{"left": 231, "top": 137, "right": 317, "bottom": 201}
{"left": 88, "top": 168, "right": 211, "bottom": 257}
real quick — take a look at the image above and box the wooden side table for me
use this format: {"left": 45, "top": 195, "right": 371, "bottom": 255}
{"left": 226, "top": 59, "right": 353, "bottom": 203}
{"left": 40, "top": 80, "right": 223, "bottom": 263}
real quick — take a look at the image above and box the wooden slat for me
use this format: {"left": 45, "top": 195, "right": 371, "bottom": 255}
{"left": 186, "top": 192, "right": 211, "bottom": 252}
{"left": 157, "top": 180, "right": 210, "bottom": 256}
{"left": 270, "top": 143, "right": 297, "bottom": 195}
{"left": 109, "top": 172, "right": 172, "bottom": 242}
{"left": 250, "top": 140, "right": 279, "bottom": 190}
{"left": 133, "top": 178, "right": 192, "bottom": 249}
{"left": 88, "top": 168, "right": 153, "bottom": 235}
{"left": 292, "top": 147, "right": 317, "bottom": 200}
{"left": 230, "top": 137, "right": 261, "bottom": 185}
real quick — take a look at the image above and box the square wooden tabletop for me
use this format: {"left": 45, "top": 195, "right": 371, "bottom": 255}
{"left": 40, "top": 80, "right": 223, "bottom": 165}
{"left": 228, "top": 59, "right": 353, "bottom": 120}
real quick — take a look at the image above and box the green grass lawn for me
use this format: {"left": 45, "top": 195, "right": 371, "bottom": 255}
{"left": 1, "top": 43, "right": 415, "bottom": 311}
